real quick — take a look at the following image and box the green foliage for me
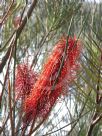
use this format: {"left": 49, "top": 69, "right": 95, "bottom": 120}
{"left": 0, "top": 0, "right": 102, "bottom": 136}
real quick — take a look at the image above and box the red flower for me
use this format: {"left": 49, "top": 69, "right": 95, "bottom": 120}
{"left": 24, "top": 36, "right": 81, "bottom": 123}
{"left": 15, "top": 63, "right": 38, "bottom": 100}
{"left": 13, "top": 16, "right": 21, "bottom": 28}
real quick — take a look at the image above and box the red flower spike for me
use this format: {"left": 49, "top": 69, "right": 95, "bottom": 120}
{"left": 15, "top": 63, "right": 38, "bottom": 100}
{"left": 24, "top": 36, "right": 81, "bottom": 123}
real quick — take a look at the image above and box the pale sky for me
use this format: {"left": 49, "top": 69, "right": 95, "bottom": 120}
{"left": 88, "top": 0, "right": 101, "bottom": 3}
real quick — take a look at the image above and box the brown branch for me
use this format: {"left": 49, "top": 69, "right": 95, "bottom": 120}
{"left": 0, "top": 45, "right": 12, "bottom": 73}
{"left": 0, "top": 38, "right": 15, "bottom": 107}
{"left": 0, "top": 31, "right": 16, "bottom": 52}
{"left": 16, "top": 0, "right": 38, "bottom": 38}
{"left": 0, "top": 0, "right": 38, "bottom": 74}
{"left": 12, "top": 40, "right": 17, "bottom": 136}
{"left": 0, "top": 0, "right": 14, "bottom": 26}
{"left": 87, "top": 113, "right": 102, "bottom": 136}
{"left": 0, "top": 29, "right": 17, "bottom": 75}
{"left": 87, "top": 65, "right": 101, "bottom": 136}
{"left": 8, "top": 79, "right": 15, "bottom": 136}
{"left": 0, "top": 115, "right": 9, "bottom": 134}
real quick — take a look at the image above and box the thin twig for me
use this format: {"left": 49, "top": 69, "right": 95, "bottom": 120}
{"left": 16, "top": 0, "right": 38, "bottom": 39}
{"left": 8, "top": 79, "right": 15, "bottom": 136}
{"left": 42, "top": 110, "right": 90, "bottom": 136}
{"left": 0, "top": 0, "right": 38, "bottom": 73}
{"left": 87, "top": 64, "right": 101, "bottom": 136}
{"left": 0, "top": 0, "right": 14, "bottom": 25}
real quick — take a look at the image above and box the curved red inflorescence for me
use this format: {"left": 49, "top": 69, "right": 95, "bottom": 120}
{"left": 24, "top": 36, "right": 81, "bottom": 123}
{"left": 15, "top": 63, "right": 38, "bottom": 100}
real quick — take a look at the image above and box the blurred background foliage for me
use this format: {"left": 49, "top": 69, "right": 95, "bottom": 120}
{"left": 0, "top": 0, "right": 102, "bottom": 136}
